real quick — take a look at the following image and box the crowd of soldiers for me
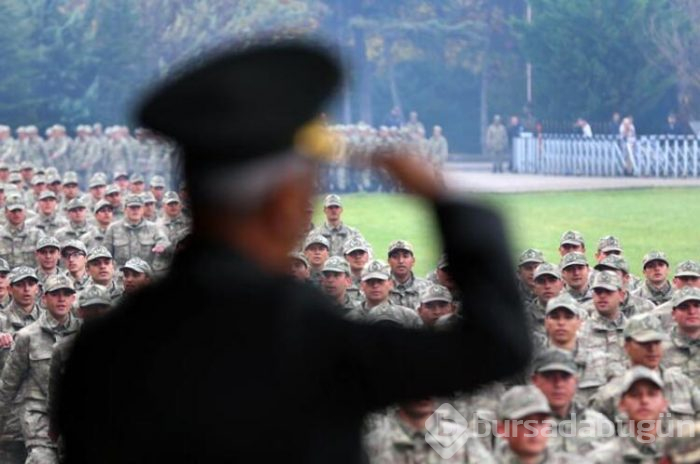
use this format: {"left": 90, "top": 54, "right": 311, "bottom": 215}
{"left": 289, "top": 195, "right": 700, "bottom": 463}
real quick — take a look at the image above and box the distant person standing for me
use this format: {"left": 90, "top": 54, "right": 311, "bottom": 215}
{"left": 576, "top": 118, "right": 593, "bottom": 138}
{"left": 383, "top": 106, "right": 403, "bottom": 127}
{"left": 608, "top": 112, "right": 621, "bottom": 135}
{"left": 426, "top": 125, "right": 448, "bottom": 172}
{"left": 665, "top": 113, "right": 687, "bottom": 135}
{"left": 404, "top": 111, "right": 425, "bottom": 136}
{"left": 486, "top": 115, "right": 509, "bottom": 173}
{"left": 619, "top": 116, "right": 636, "bottom": 175}
{"left": 507, "top": 116, "right": 524, "bottom": 172}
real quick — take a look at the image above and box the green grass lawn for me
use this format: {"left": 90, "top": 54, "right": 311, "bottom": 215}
{"left": 314, "top": 188, "right": 700, "bottom": 277}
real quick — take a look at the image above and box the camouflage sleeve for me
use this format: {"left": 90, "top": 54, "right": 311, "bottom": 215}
{"left": 153, "top": 224, "right": 171, "bottom": 248}
{"left": 48, "top": 343, "right": 63, "bottom": 435}
{"left": 102, "top": 225, "right": 115, "bottom": 257}
{"left": 0, "top": 331, "right": 30, "bottom": 432}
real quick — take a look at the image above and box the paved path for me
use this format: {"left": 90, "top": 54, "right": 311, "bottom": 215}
{"left": 444, "top": 162, "right": 700, "bottom": 193}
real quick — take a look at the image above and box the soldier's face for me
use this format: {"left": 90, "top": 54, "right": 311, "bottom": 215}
{"left": 643, "top": 261, "right": 669, "bottom": 285}
{"left": 95, "top": 207, "right": 114, "bottom": 226}
{"left": 673, "top": 276, "right": 700, "bottom": 289}
{"left": 90, "top": 185, "right": 106, "bottom": 199}
{"left": 151, "top": 186, "right": 164, "bottom": 200}
{"left": 361, "top": 278, "right": 392, "bottom": 304}
{"left": 0, "top": 272, "right": 8, "bottom": 294}
{"left": 436, "top": 267, "right": 455, "bottom": 290}
{"left": 321, "top": 271, "right": 350, "bottom": 299}
{"left": 518, "top": 262, "right": 540, "bottom": 287}
{"left": 43, "top": 289, "right": 76, "bottom": 320}
{"left": 592, "top": 288, "right": 623, "bottom": 315}
{"left": 10, "top": 278, "right": 38, "bottom": 307}
{"left": 49, "top": 182, "right": 61, "bottom": 193}
{"left": 534, "top": 275, "right": 563, "bottom": 303}
{"left": 619, "top": 381, "right": 666, "bottom": 423}
{"left": 388, "top": 250, "right": 415, "bottom": 279}
{"left": 559, "top": 243, "right": 584, "bottom": 256}
{"left": 123, "top": 269, "right": 150, "bottom": 293}
{"left": 144, "top": 203, "right": 156, "bottom": 216}
{"left": 130, "top": 182, "right": 145, "bottom": 194}
{"left": 77, "top": 304, "right": 110, "bottom": 320}
{"left": 561, "top": 265, "right": 588, "bottom": 290}
{"left": 545, "top": 309, "right": 580, "bottom": 344}
{"left": 595, "top": 249, "right": 621, "bottom": 262}
{"left": 88, "top": 258, "right": 114, "bottom": 285}
{"left": 165, "top": 202, "right": 182, "bottom": 218}
{"left": 21, "top": 169, "right": 33, "bottom": 181}
{"left": 625, "top": 340, "right": 663, "bottom": 369}
{"left": 63, "top": 250, "right": 86, "bottom": 274}
{"left": 36, "top": 247, "right": 60, "bottom": 270}
{"left": 344, "top": 250, "right": 368, "bottom": 273}
{"left": 323, "top": 205, "right": 342, "bottom": 222}
{"left": 126, "top": 205, "right": 144, "bottom": 223}
{"left": 33, "top": 183, "right": 46, "bottom": 194}
{"left": 532, "top": 371, "right": 577, "bottom": 412}
{"left": 289, "top": 260, "right": 310, "bottom": 281}
{"left": 63, "top": 183, "right": 79, "bottom": 198}
{"left": 106, "top": 192, "right": 121, "bottom": 206}
{"left": 673, "top": 301, "right": 700, "bottom": 331}
{"left": 39, "top": 198, "right": 57, "bottom": 215}
{"left": 68, "top": 207, "right": 87, "bottom": 223}
{"left": 5, "top": 208, "right": 25, "bottom": 226}
{"left": 498, "top": 413, "right": 550, "bottom": 457}
{"left": 418, "top": 301, "right": 453, "bottom": 326}
{"left": 304, "top": 244, "right": 328, "bottom": 267}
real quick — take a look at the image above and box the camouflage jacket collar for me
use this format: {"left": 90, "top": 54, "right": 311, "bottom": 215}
{"left": 616, "top": 431, "right": 663, "bottom": 460}
{"left": 566, "top": 284, "right": 592, "bottom": 301}
{"left": 644, "top": 280, "right": 672, "bottom": 299}
{"left": 162, "top": 214, "right": 188, "bottom": 226}
{"left": 37, "top": 267, "right": 63, "bottom": 282}
{"left": 124, "top": 219, "right": 147, "bottom": 230}
{"left": 671, "top": 327, "right": 700, "bottom": 349}
{"left": 498, "top": 447, "right": 550, "bottom": 464}
{"left": 40, "top": 310, "right": 80, "bottom": 335}
{"left": 321, "top": 221, "right": 349, "bottom": 235}
{"left": 3, "top": 222, "right": 27, "bottom": 237}
{"left": 590, "top": 310, "right": 626, "bottom": 331}
{"left": 0, "top": 294, "right": 10, "bottom": 309}
{"left": 391, "top": 272, "right": 417, "bottom": 292}
{"left": 4, "top": 301, "right": 41, "bottom": 329}
{"left": 70, "top": 220, "right": 89, "bottom": 234}
{"left": 38, "top": 213, "right": 61, "bottom": 225}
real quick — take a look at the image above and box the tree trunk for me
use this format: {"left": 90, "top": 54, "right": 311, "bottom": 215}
{"left": 384, "top": 37, "right": 402, "bottom": 115}
{"left": 480, "top": 62, "right": 489, "bottom": 156}
{"left": 353, "top": 27, "right": 373, "bottom": 124}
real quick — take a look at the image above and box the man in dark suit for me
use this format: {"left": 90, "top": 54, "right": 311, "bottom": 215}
{"left": 58, "top": 40, "right": 530, "bottom": 463}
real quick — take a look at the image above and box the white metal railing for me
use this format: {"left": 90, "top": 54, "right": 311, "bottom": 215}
{"left": 512, "top": 134, "right": 700, "bottom": 177}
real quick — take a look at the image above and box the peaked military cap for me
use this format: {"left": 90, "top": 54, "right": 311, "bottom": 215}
{"left": 125, "top": 194, "right": 144, "bottom": 207}
{"left": 323, "top": 194, "right": 342, "bottom": 207}
{"left": 534, "top": 262, "right": 561, "bottom": 280}
{"left": 121, "top": 257, "right": 152, "bottom": 276}
{"left": 560, "top": 252, "right": 587, "bottom": 270}
{"left": 88, "top": 173, "right": 107, "bottom": 188}
{"left": 498, "top": 385, "right": 551, "bottom": 421}
{"left": 675, "top": 260, "right": 700, "bottom": 278}
{"left": 0, "top": 258, "right": 9, "bottom": 273}
{"left": 436, "top": 253, "right": 449, "bottom": 270}
{"left": 594, "top": 255, "right": 630, "bottom": 274}
{"left": 560, "top": 230, "right": 585, "bottom": 247}
{"left": 7, "top": 172, "right": 21, "bottom": 184}
{"left": 361, "top": 260, "right": 391, "bottom": 281}
{"left": 31, "top": 175, "right": 46, "bottom": 186}
{"left": 624, "top": 314, "right": 667, "bottom": 343}
{"left": 137, "top": 40, "right": 342, "bottom": 174}
{"left": 36, "top": 236, "right": 61, "bottom": 251}
{"left": 150, "top": 175, "right": 166, "bottom": 188}
{"left": 303, "top": 233, "right": 329, "bottom": 250}
{"left": 642, "top": 250, "right": 669, "bottom": 268}
{"left": 5, "top": 194, "right": 25, "bottom": 211}
{"left": 288, "top": 252, "right": 309, "bottom": 268}
{"left": 533, "top": 348, "right": 577, "bottom": 375}
{"left": 9, "top": 266, "right": 38, "bottom": 284}
{"left": 163, "top": 191, "right": 181, "bottom": 204}
{"left": 87, "top": 246, "right": 113, "bottom": 262}
{"left": 20, "top": 161, "right": 34, "bottom": 171}
{"left": 672, "top": 287, "right": 700, "bottom": 308}
{"left": 420, "top": 284, "right": 453, "bottom": 304}
{"left": 94, "top": 199, "right": 113, "bottom": 213}
{"left": 44, "top": 274, "right": 76, "bottom": 293}
{"left": 591, "top": 270, "right": 622, "bottom": 291}
{"left": 545, "top": 293, "right": 581, "bottom": 316}
{"left": 105, "top": 184, "right": 121, "bottom": 196}
{"left": 518, "top": 248, "right": 545, "bottom": 266}
{"left": 63, "top": 171, "right": 79, "bottom": 185}
{"left": 79, "top": 284, "right": 112, "bottom": 307}
{"left": 113, "top": 171, "right": 128, "bottom": 181}
{"left": 129, "top": 173, "right": 145, "bottom": 184}
{"left": 38, "top": 190, "right": 57, "bottom": 201}
{"left": 141, "top": 192, "right": 156, "bottom": 204}
{"left": 61, "top": 239, "right": 88, "bottom": 256}
{"left": 66, "top": 197, "right": 87, "bottom": 211}
{"left": 664, "top": 420, "right": 700, "bottom": 464}
{"left": 365, "top": 304, "right": 423, "bottom": 329}
{"left": 620, "top": 366, "right": 664, "bottom": 394}
{"left": 343, "top": 237, "right": 369, "bottom": 255}
{"left": 597, "top": 235, "right": 622, "bottom": 253}
{"left": 387, "top": 240, "right": 414, "bottom": 256}
{"left": 322, "top": 256, "right": 350, "bottom": 275}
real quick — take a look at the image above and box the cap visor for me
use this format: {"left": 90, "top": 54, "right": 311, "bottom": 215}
{"left": 361, "top": 272, "right": 389, "bottom": 281}
{"left": 536, "top": 364, "right": 578, "bottom": 375}
{"left": 421, "top": 297, "right": 452, "bottom": 304}
{"left": 629, "top": 331, "right": 668, "bottom": 343}
{"left": 505, "top": 405, "right": 552, "bottom": 421}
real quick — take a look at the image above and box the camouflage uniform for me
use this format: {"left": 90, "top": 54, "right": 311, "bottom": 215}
{"left": 348, "top": 300, "right": 423, "bottom": 328}
{"left": 0, "top": 289, "right": 80, "bottom": 464}
{"left": 633, "top": 251, "right": 674, "bottom": 306}
{"left": 526, "top": 263, "right": 562, "bottom": 338}
{"left": 54, "top": 221, "right": 90, "bottom": 244}
{"left": 386, "top": 240, "right": 430, "bottom": 310}
{"left": 303, "top": 233, "right": 330, "bottom": 287}
{"left": 363, "top": 410, "right": 495, "bottom": 463}
{"left": 342, "top": 237, "right": 369, "bottom": 305}
{"left": 586, "top": 434, "right": 664, "bottom": 463}
{"left": 661, "top": 288, "right": 700, "bottom": 385}
{"left": 103, "top": 217, "right": 170, "bottom": 268}
{"left": 311, "top": 194, "right": 364, "bottom": 257}
{"left": 156, "top": 191, "right": 191, "bottom": 246}
{"left": 0, "top": 199, "right": 45, "bottom": 268}
{"left": 650, "top": 261, "right": 700, "bottom": 331}
{"left": 517, "top": 248, "right": 545, "bottom": 304}
{"left": 560, "top": 252, "right": 593, "bottom": 303}
{"left": 26, "top": 212, "right": 68, "bottom": 239}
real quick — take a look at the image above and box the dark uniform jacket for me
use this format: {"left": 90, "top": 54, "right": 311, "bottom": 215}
{"left": 59, "top": 198, "right": 531, "bottom": 463}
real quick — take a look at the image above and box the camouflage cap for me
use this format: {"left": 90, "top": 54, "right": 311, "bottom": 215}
{"left": 623, "top": 314, "right": 668, "bottom": 343}
{"left": 5, "top": 194, "right": 25, "bottom": 211}
{"left": 93, "top": 199, "right": 113, "bottom": 213}
{"left": 518, "top": 248, "right": 545, "bottom": 266}
{"left": 322, "top": 256, "right": 350, "bottom": 275}
{"left": 38, "top": 190, "right": 57, "bottom": 201}
{"left": 533, "top": 348, "right": 578, "bottom": 375}
{"left": 9, "top": 266, "right": 38, "bottom": 284}
{"left": 61, "top": 239, "right": 87, "bottom": 256}
{"left": 591, "top": 270, "right": 622, "bottom": 291}
{"left": 121, "top": 257, "right": 152, "bottom": 276}
{"left": 46, "top": 174, "right": 62, "bottom": 185}
{"left": 288, "top": 252, "right": 309, "bottom": 268}
{"left": 672, "top": 287, "right": 700, "bottom": 308}
{"left": 105, "top": 184, "right": 120, "bottom": 196}
{"left": 323, "top": 194, "right": 342, "bottom": 207}
{"left": 62, "top": 171, "right": 79, "bottom": 185}
{"left": 44, "top": 274, "right": 76, "bottom": 293}
{"left": 163, "top": 191, "right": 181, "bottom": 204}
{"left": 420, "top": 284, "right": 453, "bottom": 304}
{"left": 141, "top": 192, "right": 156, "bottom": 204}
{"left": 87, "top": 246, "right": 113, "bottom": 262}
{"left": 388, "top": 240, "right": 414, "bottom": 256}
{"left": 88, "top": 173, "right": 107, "bottom": 188}
{"left": 31, "top": 175, "right": 46, "bottom": 186}
{"left": 124, "top": 194, "right": 144, "bottom": 207}
{"left": 0, "top": 258, "right": 9, "bottom": 273}
{"left": 0, "top": 162, "right": 7, "bottom": 171}
{"left": 545, "top": 293, "right": 581, "bottom": 316}
{"left": 534, "top": 262, "right": 561, "bottom": 280}
{"left": 343, "top": 237, "right": 369, "bottom": 255}
{"left": 365, "top": 304, "right": 423, "bottom": 328}
{"left": 20, "top": 161, "right": 34, "bottom": 171}
{"left": 642, "top": 250, "right": 670, "bottom": 268}
{"left": 8, "top": 172, "right": 21, "bottom": 184}
{"left": 129, "top": 173, "right": 145, "bottom": 184}
{"left": 436, "top": 253, "right": 449, "bottom": 270}
{"left": 113, "top": 171, "right": 128, "bottom": 181}
{"left": 498, "top": 385, "right": 552, "bottom": 421}
{"left": 303, "top": 233, "right": 329, "bottom": 250}
{"left": 66, "top": 197, "right": 87, "bottom": 211}
{"left": 36, "top": 236, "right": 61, "bottom": 251}
{"left": 675, "top": 260, "right": 700, "bottom": 278}
{"left": 620, "top": 366, "right": 664, "bottom": 395}
{"left": 664, "top": 420, "right": 700, "bottom": 464}
{"left": 79, "top": 284, "right": 112, "bottom": 307}
{"left": 560, "top": 230, "right": 585, "bottom": 247}
{"left": 150, "top": 175, "right": 166, "bottom": 188}
{"left": 560, "top": 252, "right": 588, "bottom": 270}
{"left": 361, "top": 260, "right": 391, "bottom": 281}
{"left": 594, "top": 255, "right": 630, "bottom": 274}
{"left": 597, "top": 235, "right": 623, "bottom": 253}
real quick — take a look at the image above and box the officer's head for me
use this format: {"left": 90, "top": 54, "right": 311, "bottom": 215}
{"left": 67, "top": 199, "right": 87, "bottom": 224}
{"left": 288, "top": 253, "right": 310, "bottom": 281}
{"left": 78, "top": 285, "right": 112, "bottom": 320}
{"left": 35, "top": 237, "right": 61, "bottom": 271}
{"left": 323, "top": 194, "right": 343, "bottom": 223}
{"left": 5, "top": 196, "right": 26, "bottom": 226}
{"left": 518, "top": 249, "right": 544, "bottom": 288}
{"left": 417, "top": 284, "right": 453, "bottom": 327}
{"left": 591, "top": 271, "right": 624, "bottom": 317}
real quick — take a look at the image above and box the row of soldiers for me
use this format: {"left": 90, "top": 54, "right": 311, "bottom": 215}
{"left": 0, "top": 165, "right": 195, "bottom": 462}
{"left": 287, "top": 194, "right": 700, "bottom": 462}
{"left": 0, "top": 124, "right": 176, "bottom": 185}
